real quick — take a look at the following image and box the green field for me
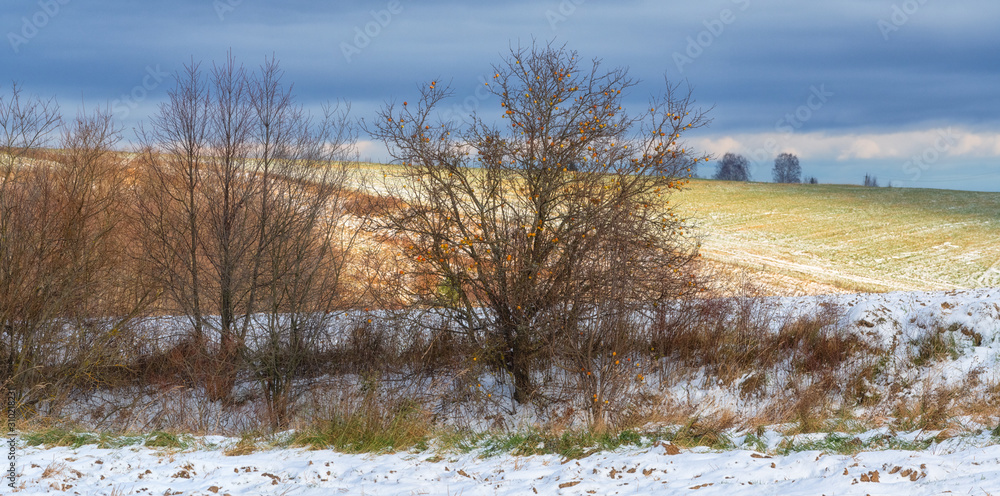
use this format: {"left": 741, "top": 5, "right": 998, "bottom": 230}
{"left": 672, "top": 180, "right": 1000, "bottom": 294}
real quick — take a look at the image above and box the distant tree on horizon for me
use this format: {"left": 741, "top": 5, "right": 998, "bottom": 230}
{"left": 713, "top": 153, "right": 750, "bottom": 181}
{"left": 863, "top": 173, "right": 879, "bottom": 187}
{"left": 772, "top": 153, "right": 801, "bottom": 183}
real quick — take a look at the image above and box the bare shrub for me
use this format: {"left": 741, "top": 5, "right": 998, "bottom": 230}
{"left": 643, "top": 276, "right": 893, "bottom": 429}
{"left": 1, "top": 83, "right": 63, "bottom": 408}
{"left": 778, "top": 305, "right": 865, "bottom": 374}
{"left": 649, "top": 290, "right": 779, "bottom": 384}
{"left": 399, "top": 322, "right": 475, "bottom": 375}
{"left": 339, "top": 317, "right": 396, "bottom": 376}
{"left": 892, "top": 384, "right": 961, "bottom": 432}
{"left": 134, "top": 334, "right": 210, "bottom": 389}
{"left": 1, "top": 90, "right": 145, "bottom": 415}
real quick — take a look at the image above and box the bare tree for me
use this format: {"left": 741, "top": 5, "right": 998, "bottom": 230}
{"left": 135, "top": 62, "right": 211, "bottom": 341}
{"left": 243, "top": 60, "right": 359, "bottom": 428}
{"left": 137, "top": 56, "right": 266, "bottom": 400}
{"left": 136, "top": 55, "right": 358, "bottom": 420}
{"left": 713, "top": 152, "right": 750, "bottom": 181}
{"left": 0, "top": 83, "right": 60, "bottom": 168}
{"left": 772, "top": 152, "right": 801, "bottom": 184}
{"left": 368, "top": 42, "right": 709, "bottom": 413}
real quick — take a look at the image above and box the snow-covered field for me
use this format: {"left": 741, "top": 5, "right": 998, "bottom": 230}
{"left": 13, "top": 431, "right": 1000, "bottom": 495}
{"left": 10, "top": 287, "right": 1000, "bottom": 494}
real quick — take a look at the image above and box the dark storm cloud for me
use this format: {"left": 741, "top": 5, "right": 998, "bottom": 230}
{"left": 1, "top": 0, "right": 998, "bottom": 189}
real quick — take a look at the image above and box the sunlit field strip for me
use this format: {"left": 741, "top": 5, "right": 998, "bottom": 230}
{"left": 673, "top": 179, "right": 1000, "bottom": 293}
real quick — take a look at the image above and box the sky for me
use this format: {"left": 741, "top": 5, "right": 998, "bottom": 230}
{"left": 2, "top": 0, "right": 999, "bottom": 191}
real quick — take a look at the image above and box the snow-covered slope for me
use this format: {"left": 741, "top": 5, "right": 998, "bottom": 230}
{"left": 11, "top": 287, "right": 1000, "bottom": 494}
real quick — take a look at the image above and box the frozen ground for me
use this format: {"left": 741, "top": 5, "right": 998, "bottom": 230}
{"left": 13, "top": 432, "right": 1000, "bottom": 495}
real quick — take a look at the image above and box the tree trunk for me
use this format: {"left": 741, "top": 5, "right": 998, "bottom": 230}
{"left": 207, "top": 331, "right": 239, "bottom": 403}
{"left": 508, "top": 326, "right": 533, "bottom": 404}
